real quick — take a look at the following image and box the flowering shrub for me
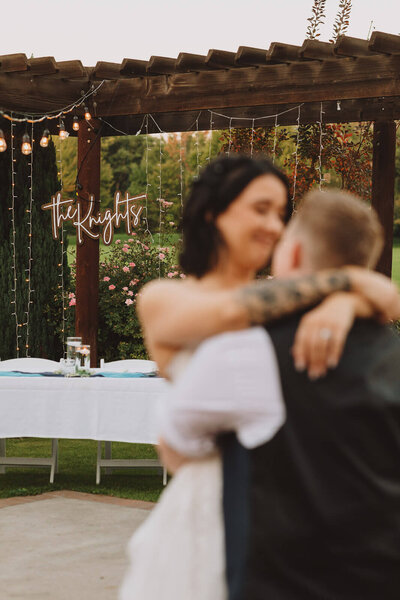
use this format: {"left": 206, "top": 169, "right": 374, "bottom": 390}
{"left": 63, "top": 236, "right": 183, "bottom": 362}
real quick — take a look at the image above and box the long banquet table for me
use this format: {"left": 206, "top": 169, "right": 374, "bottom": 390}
{"left": 0, "top": 374, "right": 169, "bottom": 483}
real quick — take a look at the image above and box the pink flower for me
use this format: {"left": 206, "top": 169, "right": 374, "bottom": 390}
{"left": 128, "top": 238, "right": 134, "bottom": 242}
{"left": 103, "top": 276, "right": 110, "bottom": 282}
{"left": 122, "top": 286, "right": 128, "bottom": 291}
{"left": 115, "top": 239, "right": 121, "bottom": 244}
{"left": 167, "top": 272, "right": 174, "bottom": 278}
{"left": 180, "top": 274, "right": 186, "bottom": 279}
{"left": 129, "top": 262, "right": 135, "bottom": 268}
{"left": 122, "top": 266, "right": 130, "bottom": 272}
{"left": 109, "top": 284, "right": 116, "bottom": 290}
{"left": 122, "top": 247, "right": 129, "bottom": 253}
{"left": 169, "top": 221, "right": 175, "bottom": 226}
{"left": 125, "top": 298, "right": 134, "bottom": 306}
{"left": 69, "top": 298, "right": 76, "bottom": 306}
{"left": 127, "top": 290, "right": 134, "bottom": 296}
{"left": 158, "top": 253, "right": 165, "bottom": 260}
{"left": 68, "top": 292, "right": 75, "bottom": 299}
{"left": 129, "top": 280, "right": 136, "bottom": 286}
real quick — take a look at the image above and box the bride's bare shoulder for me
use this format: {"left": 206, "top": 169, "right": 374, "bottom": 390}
{"left": 137, "top": 278, "right": 195, "bottom": 320}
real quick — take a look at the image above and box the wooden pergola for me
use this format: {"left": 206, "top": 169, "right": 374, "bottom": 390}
{"left": 1, "top": 30, "right": 400, "bottom": 364}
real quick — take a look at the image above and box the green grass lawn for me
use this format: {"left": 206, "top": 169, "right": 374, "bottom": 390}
{"left": 392, "top": 239, "right": 400, "bottom": 287}
{"left": 0, "top": 438, "right": 164, "bottom": 502}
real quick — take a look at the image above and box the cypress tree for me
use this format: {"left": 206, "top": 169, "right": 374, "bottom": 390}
{"left": 0, "top": 124, "right": 69, "bottom": 360}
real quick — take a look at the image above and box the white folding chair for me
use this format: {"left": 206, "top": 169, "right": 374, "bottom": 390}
{"left": 97, "top": 358, "right": 166, "bottom": 485}
{"left": 99, "top": 358, "right": 157, "bottom": 373}
{"left": 0, "top": 357, "right": 60, "bottom": 482}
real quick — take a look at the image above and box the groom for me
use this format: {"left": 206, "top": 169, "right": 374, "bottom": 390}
{"left": 159, "top": 190, "right": 400, "bottom": 599}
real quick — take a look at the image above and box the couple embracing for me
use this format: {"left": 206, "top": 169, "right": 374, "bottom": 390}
{"left": 120, "top": 156, "right": 400, "bottom": 600}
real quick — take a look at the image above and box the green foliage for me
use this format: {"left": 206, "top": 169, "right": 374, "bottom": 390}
{"left": 65, "top": 235, "right": 183, "bottom": 361}
{"left": 0, "top": 133, "right": 69, "bottom": 360}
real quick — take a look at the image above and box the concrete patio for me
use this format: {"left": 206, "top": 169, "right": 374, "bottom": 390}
{"left": 0, "top": 491, "right": 153, "bottom": 600}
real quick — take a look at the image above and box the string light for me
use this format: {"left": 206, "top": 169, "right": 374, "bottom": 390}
{"left": 59, "top": 120, "right": 68, "bottom": 140}
{"left": 57, "top": 132, "right": 66, "bottom": 355}
{"left": 72, "top": 116, "right": 80, "bottom": 131}
{"left": 208, "top": 112, "right": 214, "bottom": 162}
{"left": 195, "top": 112, "right": 201, "bottom": 178}
{"left": 250, "top": 119, "right": 255, "bottom": 157}
{"left": 0, "top": 81, "right": 105, "bottom": 124}
{"left": 272, "top": 115, "right": 278, "bottom": 164}
{"left": 84, "top": 106, "right": 91, "bottom": 121}
{"left": 21, "top": 133, "right": 32, "bottom": 155}
{"left": 318, "top": 102, "right": 324, "bottom": 191}
{"left": 227, "top": 117, "right": 233, "bottom": 157}
{"left": 143, "top": 114, "right": 153, "bottom": 241}
{"left": 178, "top": 132, "right": 184, "bottom": 213}
{"left": 0, "top": 129, "right": 7, "bottom": 152}
{"left": 24, "top": 120, "right": 35, "bottom": 356}
{"left": 10, "top": 118, "right": 20, "bottom": 356}
{"left": 291, "top": 106, "right": 301, "bottom": 211}
{"left": 40, "top": 129, "right": 50, "bottom": 148}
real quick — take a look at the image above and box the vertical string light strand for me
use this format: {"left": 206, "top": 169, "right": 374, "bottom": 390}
{"left": 178, "top": 132, "right": 184, "bottom": 213}
{"left": 10, "top": 117, "right": 20, "bottom": 356}
{"left": 227, "top": 117, "right": 233, "bottom": 157}
{"left": 208, "top": 112, "right": 214, "bottom": 163}
{"left": 318, "top": 102, "right": 324, "bottom": 191}
{"left": 143, "top": 115, "right": 153, "bottom": 241}
{"left": 158, "top": 127, "right": 163, "bottom": 278}
{"left": 24, "top": 120, "right": 35, "bottom": 356}
{"left": 57, "top": 125, "right": 66, "bottom": 356}
{"left": 291, "top": 106, "right": 301, "bottom": 211}
{"left": 195, "top": 113, "right": 201, "bottom": 178}
{"left": 250, "top": 119, "right": 255, "bottom": 157}
{"left": 272, "top": 115, "right": 278, "bottom": 164}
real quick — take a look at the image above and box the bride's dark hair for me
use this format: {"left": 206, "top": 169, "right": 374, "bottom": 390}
{"left": 179, "top": 155, "right": 291, "bottom": 278}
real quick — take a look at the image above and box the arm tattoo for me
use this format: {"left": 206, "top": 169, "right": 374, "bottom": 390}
{"left": 235, "top": 271, "right": 351, "bottom": 325}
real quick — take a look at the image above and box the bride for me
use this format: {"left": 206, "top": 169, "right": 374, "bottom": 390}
{"left": 119, "top": 156, "right": 399, "bottom": 600}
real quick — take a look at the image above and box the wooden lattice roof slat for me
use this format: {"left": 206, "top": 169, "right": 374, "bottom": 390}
{"left": 206, "top": 49, "right": 237, "bottom": 69}
{"left": 334, "top": 36, "right": 378, "bottom": 57}
{"left": 92, "top": 61, "right": 123, "bottom": 80}
{"left": 234, "top": 46, "right": 268, "bottom": 66}
{"left": 147, "top": 56, "right": 176, "bottom": 74}
{"left": 0, "top": 53, "right": 28, "bottom": 73}
{"left": 266, "top": 43, "right": 305, "bottom": 63}
{"left": 56, "top": 60, "right": 87, "bottom": 79}
{"left": 120, "top": 58, "right": 148, "bottom": 77}
{"left": 299, "top": 40, "right": 336, "bottom": 60}
{"left": 368, "top": 31, "right": 400, "bottom": 55}
{"left": 28, "top": 56, "right": 58, "bottom": 76}
{"left": 175, "top": 53, "right": 209, "bottom": 72}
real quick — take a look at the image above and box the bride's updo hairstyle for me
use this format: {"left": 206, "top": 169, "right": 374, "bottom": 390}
{"left": 179, "top": 155, "right": 291, "bottom": 278}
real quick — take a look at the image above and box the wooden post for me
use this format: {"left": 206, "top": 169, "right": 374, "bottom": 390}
{"left": 75, "top": 119, "right": 101, "bottom": 366}
{"left": 371, "top": 120, "right": 396, "bottom": 277}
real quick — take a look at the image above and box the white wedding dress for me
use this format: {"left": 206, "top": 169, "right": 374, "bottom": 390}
{"left": 119, "top": 352, "right": 227, "bottom": 600}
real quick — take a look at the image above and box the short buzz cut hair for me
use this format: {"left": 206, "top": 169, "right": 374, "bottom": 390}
{"left": 292, "top": 189, "right": 384, "bottom": 269}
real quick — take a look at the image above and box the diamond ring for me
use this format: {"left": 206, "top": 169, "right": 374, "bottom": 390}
{"left": 319, "top": 328, "right": 332, "bottom": 341}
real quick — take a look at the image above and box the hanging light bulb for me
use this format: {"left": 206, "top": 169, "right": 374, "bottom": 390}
{"left": 40, "top": 129, "right": 50, "bottom": 148}
{"left": 72, "top": 116, "right": 80, "bottom": 131}
{"left": 21, "top": 133, "right": 32, "bottom": 155}
{"left": 84, "top": 106, "right": 91, "bottom": 121}
{"left": 59, "top": 121, "right": 69, "bottom": 140}
{"left": 0, "top": 129, "right": 6, "bottom": 152}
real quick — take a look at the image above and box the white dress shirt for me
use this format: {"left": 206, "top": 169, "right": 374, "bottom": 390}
{"left": 159, "top": 327, "right": 286, "bottom": 457}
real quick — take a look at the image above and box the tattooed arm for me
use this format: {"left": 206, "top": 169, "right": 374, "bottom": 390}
{"left": 139, "top": 267, "right": 399, "bottom": 367}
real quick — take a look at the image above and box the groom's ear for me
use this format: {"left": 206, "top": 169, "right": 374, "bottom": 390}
{"left": 291, "top": 240, "right": 303, "bottom": 270}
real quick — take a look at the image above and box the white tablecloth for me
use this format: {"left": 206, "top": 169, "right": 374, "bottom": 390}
{"left": 0, "top": 376, "right": 169, "bottom": 444}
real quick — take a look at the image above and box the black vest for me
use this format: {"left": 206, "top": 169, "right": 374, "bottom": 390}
{"left": 222, "top": 316, "right": 400, "bottom": 600}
